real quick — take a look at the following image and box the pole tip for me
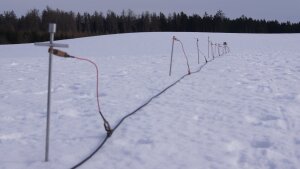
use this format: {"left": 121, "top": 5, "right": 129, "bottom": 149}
{"left": 49, "top": 23, "right": 56, "bottom": 33}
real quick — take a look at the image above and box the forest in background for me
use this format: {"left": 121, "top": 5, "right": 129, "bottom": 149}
{"left": 1, "top": 7, "right": 300, "bottom": 44}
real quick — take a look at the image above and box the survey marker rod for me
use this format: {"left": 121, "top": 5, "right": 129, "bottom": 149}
{"left": 208, "top": 36, "right": 210, "bottom": 59}
{"left": 45, "top": 24, "right": 55, "bottom": 162}
{"left": 34, "top": 23, "right": 69, "bottom": 162}
{"left": 169, "top": 36, "right": 175, "bottom": 76}
{"left": 196, "top": 38, "right": 200, "bottom": 64}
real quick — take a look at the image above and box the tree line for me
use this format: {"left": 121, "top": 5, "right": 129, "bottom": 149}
{"left": 1, "top": 7, "right": 300, "bottom": 44}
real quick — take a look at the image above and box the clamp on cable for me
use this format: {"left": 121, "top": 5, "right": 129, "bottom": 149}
{"left": 173, "top": 36, "right": 179, "bottom": 41}
{"left": 104, "top": 120, "right": 113, "bottom": 137}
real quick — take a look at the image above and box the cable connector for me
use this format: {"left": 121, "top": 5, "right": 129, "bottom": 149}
{"left": 104, "top": 121, "right": 113, "bottom": 137}
{"left": 48, "top": 48, "right": 74, "bottom": 58}
{"left": 173, "top": 36, "right": 179, "bottom": 41}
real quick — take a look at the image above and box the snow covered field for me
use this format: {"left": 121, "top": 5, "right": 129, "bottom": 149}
{"left": 1, "top": 32, "right": 300, "bottom": 169}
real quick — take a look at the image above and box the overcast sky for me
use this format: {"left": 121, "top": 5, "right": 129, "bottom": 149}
{"left": 1, "top": 0, "right": 299, "bottom": 23}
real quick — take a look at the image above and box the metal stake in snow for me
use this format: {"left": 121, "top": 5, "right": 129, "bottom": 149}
{"left": 196, "top": 38, "right": 200, "bottom": 64}
{"left": 208, "top": 36, "right": 210, "bottom": 59}
{"left": 169, "top": 36, "right": 175, "bottom": 76}
{"left": 34, "top": 23, "right": 69, "bottom": 162}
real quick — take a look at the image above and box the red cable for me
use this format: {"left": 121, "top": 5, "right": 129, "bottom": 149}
{"left": 73, "top": 56, "right": 108, "bottom": 123}
{"left": 175, "top": 39, "right": 191, "bottom": 75}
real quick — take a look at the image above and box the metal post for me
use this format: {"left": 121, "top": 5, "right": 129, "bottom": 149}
{"left": 208, "top": 37, "right": 210, "bottom": 60}
{"left": 210, "top": 42, "right": 215, "bottom": 60}
{"left": 45, "top": 23, "right": 55, "bottom": 162}
{"left": 169, "top": 36, "right": 175, "bottom": 76}
{"left": 214, "top": 44, "right": 216, "bottom": 58}
{"left": 34, "top": 23, "right": 69, "bottom": 162}
{"left": 211, "top": 43, "right": 215, "bottom": 60}
{"left": 196, "top": 38, "right": 199, "bottom": 64}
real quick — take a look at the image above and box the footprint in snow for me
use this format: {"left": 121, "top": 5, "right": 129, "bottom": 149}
{"left": 294, "top": 138, "right": 300, "bottom": 145}
{"left": 244, "top": 115, "right": 261, "bottom": 125}
{"left": 250, "top": 136, "right": 272, "bottom": 149}
{"left": 273, "top": 93, "right": 298, "bottom": 102}
{"left": 259, "top": 114, "right": 279, "bottom": 121}
{"left": 137, "top": 138, "right": 154, "bottom": 145}
{"left": 235, "top": 80, "right": 249, "bottom": 86}
{"left": 259, "top": 114, "right": 288, "bottom": 130}
{"left": 136, "top": 138, "right": 154, "bottom": 149}
{"left": 245, "top": 114, "right": 287, "bottom": 129}
{"left": 69, "top": 83, "right": 81, "bottom": 90}
{"left": 256, "top": 85, "right": 273, "bottom": 94}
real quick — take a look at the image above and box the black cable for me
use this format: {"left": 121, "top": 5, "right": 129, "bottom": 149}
{"left": 70, "top": 136, "right": 109, "bottom": 169}
{"left": 70, "top": 62, "right": 209, "bottom": 169}
{"left": 70, "top": 47, "right": 229, "bottom": 169}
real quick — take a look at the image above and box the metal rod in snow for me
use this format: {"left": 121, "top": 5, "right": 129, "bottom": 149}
{"left": 169, "top": 36, "right": 175, "bottom": 76}
{"left": 210, "top": 42, "right": 213, "bottom": 59}
{"left": 34, "top": 23, "right": 69, "bottom": 162}
{"left": 197, "top": 38, "right": 207, "bottom": 63}
{"left": 45, "top": 28, "right": 54, "bottom": 162}
{"left": 211, "top": 42, "right": 215, "bottom": 60}
{"left": 208, "top": 36, "right": 210, "bottom": 60}
{"left": 196, "top": 38, "right": 200, "bottom": 64}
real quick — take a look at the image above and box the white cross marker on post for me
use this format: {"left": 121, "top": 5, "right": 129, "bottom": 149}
{"left": 34, "top": 23, "right": 69, "bottom": 162}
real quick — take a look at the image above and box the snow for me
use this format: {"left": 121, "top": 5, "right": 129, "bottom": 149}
{"left": 1, "top": 32, "right": 300, "bottom": 169}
